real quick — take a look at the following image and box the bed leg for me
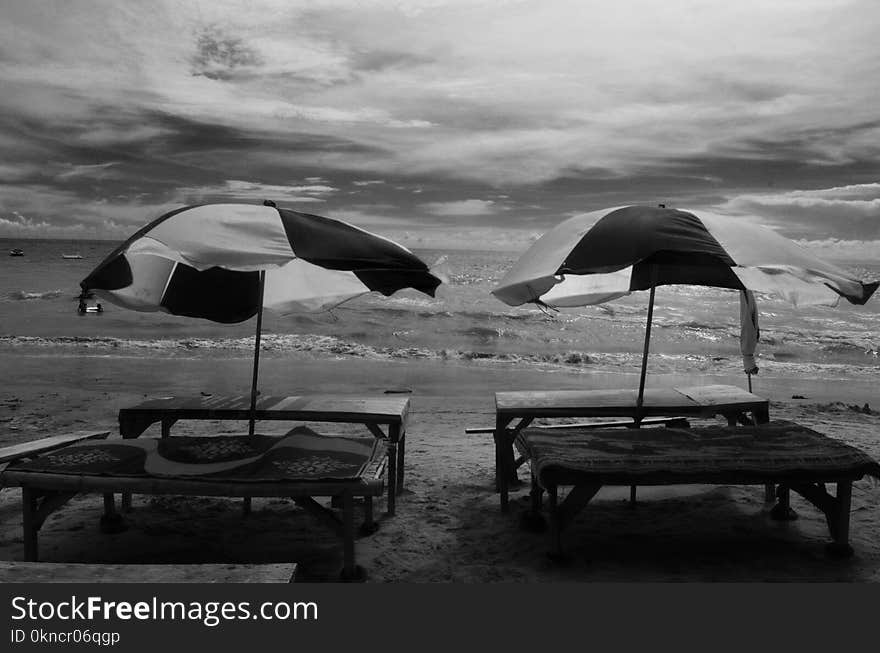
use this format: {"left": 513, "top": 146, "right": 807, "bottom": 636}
{"left": 826, "top": 481, "right": 853, "bottom": 558}
{"left": 770, "top": 485, "right": 798, "bottom": 521}
{"left": 100, "top": 493, "right": 127, "bottom": 534}
{"left": 764, "top": 483, "right": 775, "bottom": 503}
{"left": 242, "top": 497, "right": 252, "bottom": 516}
{"left": 520, "top": 471, "right": 547, "bottom": 532}
{"left": 22, "top": 487, "right": 39, "bottom": 562}
{"left": 339, "top": 493, "right": 365, "bottom": 582}
{"left": 359, "top": 496, "right": 378, "bottom": 536}
{"left": 547, "top": 486, "right": 565, "bottom": 561}
{"left": 629, "top": 485, "right": 637, "bottom": 507}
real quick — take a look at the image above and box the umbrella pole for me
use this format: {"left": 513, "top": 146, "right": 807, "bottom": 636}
{"left": 248, "top": 271, "right": 266, "bottom": 436}
{"left": 635, "top": 269, "right": 658, "bottom": 424}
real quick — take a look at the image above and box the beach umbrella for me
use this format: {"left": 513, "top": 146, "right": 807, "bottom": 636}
{"left": 493, "top": 205, "right": 878, "bottom": 418}
{"left": 82, "top": 201, "right": 442, "bottom": 433}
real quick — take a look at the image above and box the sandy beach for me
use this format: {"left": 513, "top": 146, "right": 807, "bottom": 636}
{"left": 2, "top": 349, "right": 878, "bottom": 582}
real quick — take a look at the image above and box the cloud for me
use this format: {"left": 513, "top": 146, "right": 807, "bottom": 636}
{"left": 794, "top": 238, "right": 880, "bottom": 264}
{"left": 55, "top": 162, "right": 120, "bottom": 180}
{"left": 420, "top": 199, "right": 498, "bottom": 216}
{"left": 1, "top": 1, "right": 879, "bottom": 245}
{"left": 352, "top": 179, "right": 385, "bottom": 186}
{"left": 174, "top": 179, "right": 338, "bottom": 204}
{"left": 190, "top": 26, "right": 263, "bottom": 80}
{"left": 719, "top": 182, "right": 880, "bottom": 239}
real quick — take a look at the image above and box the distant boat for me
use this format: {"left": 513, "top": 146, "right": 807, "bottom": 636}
{"left": 9, "top": 248, "right": 24, "bottom": 256}
{"left": 62, "top": 254, "right": 83, "bottom": 259}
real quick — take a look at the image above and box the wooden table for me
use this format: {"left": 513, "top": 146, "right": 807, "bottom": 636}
{"left": 493, "top": 384, "right": 769, "bottom": 510}
{"left": 119, "top": 394, "right": 410, "bottom": 515}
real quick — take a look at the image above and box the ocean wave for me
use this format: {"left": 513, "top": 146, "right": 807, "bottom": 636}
{"left": 2, "top": 333, "right": 877, "bottom": 378}
{"left": 7, "top": 289, "right": 65, "bottom": 301}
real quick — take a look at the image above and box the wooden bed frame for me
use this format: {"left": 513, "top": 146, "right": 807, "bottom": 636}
{"left": 515, "top": 421, "right": 880, "bottom": 560}
{"left": 1, "top": 444, "right": 386, "bottom": 581}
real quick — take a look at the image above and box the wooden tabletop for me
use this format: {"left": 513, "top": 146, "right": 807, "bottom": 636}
{"left": 119, "top": 394, "right": 410, "bottom": 424}
{"left": 495, "top": 384, "right": 767, "bottom": 418}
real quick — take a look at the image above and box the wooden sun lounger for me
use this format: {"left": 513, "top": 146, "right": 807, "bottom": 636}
{"left": 0, "top": 442, "right": 387, "bottom": 581}
{"left": 515, "top": 420, "right": 880, "bottom": 560}
{"left": 0, "top": 562, "right": 297, "bottom": 583}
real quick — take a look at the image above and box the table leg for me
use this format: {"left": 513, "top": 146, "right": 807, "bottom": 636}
{"left": 494, "top": 414, "right": 512, "bottom": 512}
{"left": 754, "top": 404, "right": 770, "bottom": 424}
{"left": 386, "top": 439, "right": 398, "bottom": 517}
{"left": 396, "top": 430, "right": 406, "bottom": 494}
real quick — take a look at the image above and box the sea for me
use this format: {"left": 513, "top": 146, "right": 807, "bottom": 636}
{"left": 1, "top": 237, "right": 879, "bottom": 385}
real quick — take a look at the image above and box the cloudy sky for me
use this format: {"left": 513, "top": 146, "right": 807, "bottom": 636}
{"left": 1, "top": 0, "right": 878, "bottom": 256}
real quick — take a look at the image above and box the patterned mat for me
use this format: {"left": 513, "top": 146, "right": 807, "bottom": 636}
{"left": 516, "top": 420, "right": 880, "bottom": 486}
{"left": 9, "top": 426, "right": 380, "bottom": 482}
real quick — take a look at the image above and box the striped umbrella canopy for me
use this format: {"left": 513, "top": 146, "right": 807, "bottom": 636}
{"left": 493, "top": 205, "right": 878, "bottom": 416}
{"left": 82, "top": 202, "right": 442, "bottom": 431}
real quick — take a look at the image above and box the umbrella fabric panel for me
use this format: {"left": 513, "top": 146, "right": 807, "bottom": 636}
{"left": 740, "top": 290, "right": 759, "bottom": 374}
{"left": 263, "top": 260, "right": 370, "bottom": 314}
{"left": 143, "top": 204, "right": 294, "bottom": 271}
{"left": 561, "top": 206, "right": 735, "bottom": 275}
{"left": 162, "top": 265, "right": 261, "bottom": 323}
{"left": 279, "top": 210, "right": 425, "bottom": 271}
{"left": 490, "top": 206, "right": 618, "bottom": 306}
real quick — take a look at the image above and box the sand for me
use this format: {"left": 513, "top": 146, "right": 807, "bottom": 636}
{"left": 1, "top": 349, "right": 879, "bottom": 582}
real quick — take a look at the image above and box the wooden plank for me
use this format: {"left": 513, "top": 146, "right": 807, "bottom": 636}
{"left": 533, "top": 417, "right": 689, "bottom": 430}
{"left": 0, "top": 431, "right": 110, "bottom": 464}
{"left": 495, "top": 387, "right": 697, "bottom": 416}
{"left": 675, "top": 384, "right": 766, "bottom": 407}
{"left": 0, "top": 562, "right": 297, "bottom": 583}
{"left": 495, "top": 384, "right": 767, "bottom": 417}
{"left": 119, "top": 395, "right": 410, "bottom": 423}
{"left": 1, "top": 473, "right": 385, "bottom": 497}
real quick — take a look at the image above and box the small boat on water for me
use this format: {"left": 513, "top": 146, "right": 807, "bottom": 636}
{"left": 9, "top": 248, "right": 24, "bottom": 256}
{"left": 62, "top": 254, "right": 83, "bottom": 259}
